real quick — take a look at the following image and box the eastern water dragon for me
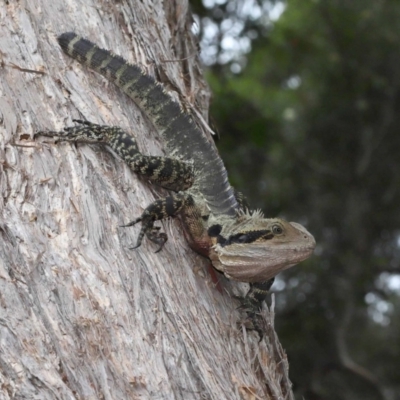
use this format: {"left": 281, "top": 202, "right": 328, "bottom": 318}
{"left": 37, "top": 32, "right": 316, "bottom": 335}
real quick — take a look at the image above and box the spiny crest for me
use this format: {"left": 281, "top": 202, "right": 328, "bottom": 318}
{"left": 248, "top": 209, "right": 264, "bottom": 220}
{"left": 236, "top": 208, "right": 264, "bottom": 222}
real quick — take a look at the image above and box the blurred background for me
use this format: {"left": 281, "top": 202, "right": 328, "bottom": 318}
{"left": 191, "top": 1, "right": 400, "bottom": 399}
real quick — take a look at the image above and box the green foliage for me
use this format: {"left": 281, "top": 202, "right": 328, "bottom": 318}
{"left": 198, "top": 0, "right": 400, "bottom": 398}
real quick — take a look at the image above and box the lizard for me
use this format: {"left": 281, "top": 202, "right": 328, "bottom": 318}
{"left": 37, "top": 32, "right": 316, "bottom": 335}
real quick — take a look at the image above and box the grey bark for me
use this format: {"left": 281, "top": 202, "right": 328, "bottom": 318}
{"left": 0, "top": 1, "right": 294, "bottom": 399}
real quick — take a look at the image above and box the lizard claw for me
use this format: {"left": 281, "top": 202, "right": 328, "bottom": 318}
{"left": 149, "top": 230, "right": 167, "bottom": 253}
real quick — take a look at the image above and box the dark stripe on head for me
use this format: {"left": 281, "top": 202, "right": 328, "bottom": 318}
{"left": 223, "top": 229, "right": 273, "bottom": 247}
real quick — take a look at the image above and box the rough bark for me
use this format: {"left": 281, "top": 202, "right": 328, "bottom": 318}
{"left": 0, "top": 1, "right": 294, "bottom": 399}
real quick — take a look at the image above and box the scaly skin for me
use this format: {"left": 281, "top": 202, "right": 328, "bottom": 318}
{"left": 37, "top": 33, "right": 316, "bottom": 337}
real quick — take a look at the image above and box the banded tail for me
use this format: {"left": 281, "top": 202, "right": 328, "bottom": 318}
{"left": 57, "top": 32, "right": 238, "bottom": 216}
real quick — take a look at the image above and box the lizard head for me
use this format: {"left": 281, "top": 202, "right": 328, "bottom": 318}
{"left": 208, "top": 211, "right": 316, "bottom": 283}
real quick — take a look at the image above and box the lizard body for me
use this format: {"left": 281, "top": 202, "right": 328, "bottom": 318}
{"left": 38, "top": 32, "right": 316, "bottom": 330}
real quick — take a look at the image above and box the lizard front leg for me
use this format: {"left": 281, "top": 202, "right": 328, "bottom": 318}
{"left": 37, "top": 120, "right": 196, "bottom": 251}
{"left": 121, "top": 192, "right": 192, "bottom": 252}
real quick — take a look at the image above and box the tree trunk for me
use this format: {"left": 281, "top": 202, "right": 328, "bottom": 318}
{"left": 0, "top": 1, "right": 294, "bottom": 398}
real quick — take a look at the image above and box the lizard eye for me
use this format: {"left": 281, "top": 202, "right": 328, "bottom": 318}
{"left": 272, "top": 225, "right": 283, "bottom": 235}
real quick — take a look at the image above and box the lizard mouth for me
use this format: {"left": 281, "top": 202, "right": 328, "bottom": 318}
{"left": 209, "top": 240, "right": 315, "bottom": 283}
